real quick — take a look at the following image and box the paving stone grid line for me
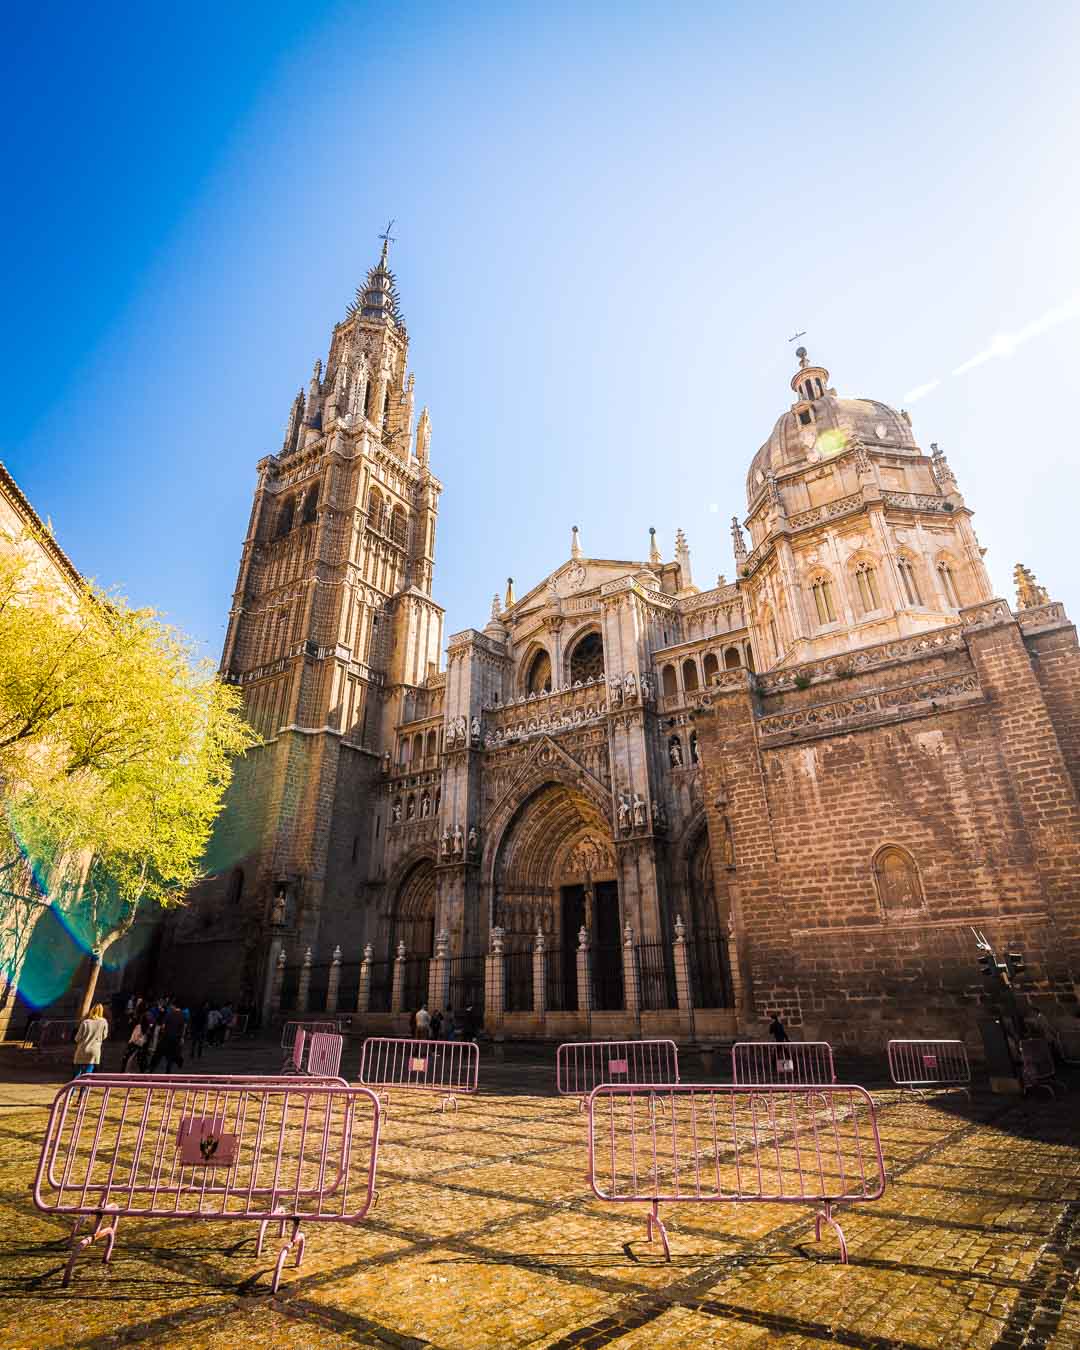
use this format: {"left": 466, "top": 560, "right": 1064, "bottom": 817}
{"left": 0, "top": 1048, "right": 1075, "bottom": 1349}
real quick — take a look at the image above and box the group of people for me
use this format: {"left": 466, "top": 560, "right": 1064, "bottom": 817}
{"left": 409, "top": 1002, "right": 479, "bottom": 1042}
{"left": 71, "top": 994, "right": 250, "bottom": 1078}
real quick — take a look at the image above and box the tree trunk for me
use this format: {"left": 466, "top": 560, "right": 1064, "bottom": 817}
{"left": 78, "top": 953, "right": 103, "bottom": 1019}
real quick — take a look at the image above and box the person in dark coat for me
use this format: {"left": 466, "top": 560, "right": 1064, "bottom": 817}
{"left": 768, "top": 1012, "right": 789, "bottom": 1044}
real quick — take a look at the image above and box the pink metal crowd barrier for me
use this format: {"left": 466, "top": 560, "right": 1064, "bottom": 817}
{"left": 887, "top": 1039, "right": 971, "bottom": 1095}
{"left": 281, "top": 1029, "right": 343, "bottom": 1077}
{"left": 556, "top": 1040, "right": 680, "bottom": 1107}
{"left": 280, "top": 1019, "right": 341, "bottom": 1053}
{"left": 731, "top": 1041, "right": 836, "bottom": 1086}
{"left": 33, "top": 1074, "right": 380, "bottom": 1292}
{"left": 588, "top": 1083, "right": 885, "bottom": 1262}
{"left": 358, "top": 1037, "right": 479, "bottom": 1112}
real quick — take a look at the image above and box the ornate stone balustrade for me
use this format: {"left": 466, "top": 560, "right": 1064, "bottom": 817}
{"left": 481, "top": 674, "right": 653, "bottom": 746}
{"left": 881, "top": 490, "right": 950, "bottom": 513}
{"left": 757, "top": 671, "right": 982, "bottom": 744}
{"left": 958, "top": 599, "right": 1013, "bottom": 629}
{"left": 1016, "top": 601, "right": 1068, "bottom": 631}
{"left": 755, "top": 624, "right": 966, "bottom": 693}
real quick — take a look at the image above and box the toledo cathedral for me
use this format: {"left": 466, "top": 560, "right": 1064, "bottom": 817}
{"left": 161, "top": 242, "right": 1080, "bottom": 1048}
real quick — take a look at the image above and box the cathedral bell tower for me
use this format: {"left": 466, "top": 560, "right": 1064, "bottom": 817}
{"left": 208, "top": 229, "right": 445, "bottom": 1001}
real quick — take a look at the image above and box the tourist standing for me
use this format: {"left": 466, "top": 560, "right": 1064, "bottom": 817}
{"left": 416, "top": 1003, "right": 431, "bottom": 1038}
{"left": 72, "top": 1004, "right": 109, "bottom": 1079}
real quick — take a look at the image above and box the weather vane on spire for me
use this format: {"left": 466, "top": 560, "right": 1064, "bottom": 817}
{"left": 378, "top": 218, "right": 397, "bottom": 263}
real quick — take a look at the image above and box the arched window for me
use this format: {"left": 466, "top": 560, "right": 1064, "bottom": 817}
{"left": 703, "top": 652, "right": 719, "bottom": 684}
{"left": 398, "top": 738, "right": 408, "bottom": 766}
{"left": 723, "top": 646, "right": 741, "bottom": 670}
{"left": 745, "top": 644, "right": 756, "bottom": 672}
{"left": 569, "top": 631, "right": 604, "bottom": 684}
{"left": 938, "top": 560, "right": 960, "bottom": 607}
{"left": 367, "top": 487, "right": 383, "bottom": 531}
{"left": 381, "top": 387, "right": 391, "bottom": 431}
{"left": 524, "top": 649, "right": 552, "bottom": 695}
{"left": 365, "top": 380, "right": 377, "bottom": 420}
{"left": 682, "top": 659, "right": 700, "bottom": 692}
{"left": 412, "top": 733, "right": 424, "bottom": 763}
{"left": 690, "top": 731, "right": 700, "bottom": 764}
{"left": 426, "top": 730, "right": 438, "bottom": 758}
{"left": 897, "top": 556, "right": 922, "bottom": 606}
{"left": 854, "top": 562, "right": 880, "bottom": 614}
{"left": 872, "top": 845, "right": 923, "bottom": 915}
{"left": 226, "top": 868, "right": 244, "bottom": 905}
{"left": 811, "top": 576, "right": 837, "bottom": 625}
{"left": 661, "top": 664, "right": 677, "bottom": 697}
{"left": 390, "top": 506, "right": 408, "bottom": 547}
{"left": 276, "top": 497, "right": 294, "bottom": 538}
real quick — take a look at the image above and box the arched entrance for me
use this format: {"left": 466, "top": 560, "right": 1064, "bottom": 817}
{"left": 492, "top": 781, "right": 621, "bottom": 1009}
{"left": 389, "top": 857, "right": 436, "bottom": 1013}
{"left": 684, "top": 824, "right": 733, "bottom": 1007}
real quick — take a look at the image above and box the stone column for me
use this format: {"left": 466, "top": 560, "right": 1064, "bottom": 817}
{"left": 725, "top": 914, "right": 744, "bottom": 1019}
{"left": 429, "top": 928, "right": 450, "bottom": 1014}
{"left": 297, "top": 947, "right": 313, "bottom": 1013}
{"left": 622, "top": 922, "right": 640, "bottom": 1016}
{"left": 485, "top": 926, "right": 505, "bottom": 1029}
{"left": 270, "top": 947, "right": 286, "bottom": 1017}
{"left": 390, "top": 940, "right": 406, "bottom": 1015}
{"left": 357, "top": 943, "right": 373, "bottom": 1013}
{"left": 325, "top": 945, "right": 342, "bottom": 1014}
{"left": 576, "top": 926, "right": 592, "bottom": 1014}
{"left": 533, "top": 927, "right": 547, "bottom": 1017}
{"left": 672, "top": 916, "right": 694, "bottom": 1013}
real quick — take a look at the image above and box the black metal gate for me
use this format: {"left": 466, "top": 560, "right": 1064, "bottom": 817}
{"left": 448, "top": 953, "right": 485, "bottom": 1013}
{"left": 687, "top": 930, "right": 734, "bottom": 1008}
{"left": 402, "top": 955, "right": 430, "bottom": 1013}
{"left": 591, "top": 945, "right": 624, "bottom": 1011}
{"left": 504, "top": 944, "right": 534, "bottom": 1012}
{"left": 367, "top": 959, "right": 393, "bottom": 1013}
{"left": 636, "top": 941, "right": 677, "bottom": 1010}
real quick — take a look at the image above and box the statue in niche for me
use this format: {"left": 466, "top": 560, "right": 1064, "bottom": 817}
{"left": 632, "top": 793, "right": 647, "bottom": 829}
{"left": 624, "top": 672, "right": 637, "bottom": 702}
{"left": 467, "top": 825, "right": 479, "bottom": 855}
{"left": 669, "top": 739, "right": 684, "bottom": 769}
{"left": 440, "top": 828, "right": 451, "bottom": 856}
{"left": 452, "top": 824, "right": 464, "bottom": 856}
{"left": 470, "top": 715, "right": 481, "bottom": 739}
{"left": 610, "top": 682, "right": 622, "bottom": 708}
{"left": 420, "top": 792, "right": 430, "bottom": 819}
{"left": 651, "top": 799, "right": 667, "bottom": 830}
{"left": 640, "top": 674, "right": 653, "bottom": 701}
{"left": 382, "top": 751, "right": 391, "bottom": 775}
{"left": 617, "top": 792, "right": 632, "bottom": 834}
{"left": 392, "top": 800, "right": 402, "bottom": 824}
{"left": 406, "top": 796, "right": 416, "bottom": 820}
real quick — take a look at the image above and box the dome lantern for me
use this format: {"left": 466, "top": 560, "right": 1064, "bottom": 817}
{"left": 790, "top": 346, "right": 830, "bottom": 405}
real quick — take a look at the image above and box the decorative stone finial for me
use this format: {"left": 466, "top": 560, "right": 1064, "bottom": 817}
{"left": 362, "top": 942, "right": 373, "bottom": 963}
{"left": 578, "top": 925, "right": 589, "bottom": 950}
{"left": 796, "top": 345, "right": 809, "bottom": 369}
{"left": 396, "top": 939, "right": 406, "bottom": 961}
{"left": 277, "top": 948, "right": 287, "bottom": 967}
{"left": 623, "top": 921, "right": 633, "bottom": 947}
{"left": 303, "top": 946, "right": 312, "bottom": 965}
{"left": 1014, "top": 563, "right": 1049, "bottom": 610}
{"left": 674, "top": 915, "right": 686, "bottom": 943}
{"left": 490, "top": 593, "right": 501, "bottom": 620}
{"left": 491, "top": 925, "right": 505, "bottom": 955}
{"left": 930, "top": 442, "right": 958, "bottom": 490}
{"left": 505, "top": 576, "right": 516, "bottom": 607}
{"left": 535, "top": 925, "right": 545, "bottom": 953}
{"left": 332, "top": 944, "right": 342, "bottom": 965}
{"left": 731, "top": 516, "right": 747, "bottom": 562}
{"left": 649, "top": 526, "right": 661, "bottom": 565}
{"left": 571, "top": 525, "right": 582, "bottom": 560}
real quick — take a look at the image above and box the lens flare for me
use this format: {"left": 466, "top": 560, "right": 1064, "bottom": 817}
{"left": 816, "top": 427, "right": 848, "bottom": 459}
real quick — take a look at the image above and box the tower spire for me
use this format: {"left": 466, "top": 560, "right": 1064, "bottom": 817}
{"left": 377, "top": 218, "right": 396, "bottom": 266}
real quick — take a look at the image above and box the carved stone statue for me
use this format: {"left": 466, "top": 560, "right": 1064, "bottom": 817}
{"left": 617, "top": 792, "right": 632, "bottom": 834}
{"left": 452, "top": 824, "right": 464, "bottom": 856}
{"left": 420, "top": 792, "right": 430, "bottom": 819}
{"left": 467, "top": 825, "right": 479, "bottom": 855}
{"left": 392, "top": 800, "right": 402, "bottom": 823}
{"left": 651, "top": 799, "right": 667, "bottom": 830}
{"left": 610, "top": 682, "right": 622, "bottom": 708}
{"left": 406, "top": 796, "right": 416, "bottom": 820}
{"left": 624, "top": 672, "right": 637, "bottom": 702}
{"left": 440, "top": 828, "right": 451, "bottom": 856}
{"left": 270, "top": 890, "right": 287, "bottom": 926}
{"left": 470, "top": 715, "right": 481, "bottom": 740}
{"left": 640, "top": 674, "right": 653, "bottom": 702}
{"left": 632, "top": 793, "right": 647, "bottom": 829}
{"left": 669, "top": 739, "right": 683, "bottom": 769}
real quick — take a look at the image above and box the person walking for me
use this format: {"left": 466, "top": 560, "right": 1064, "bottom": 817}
{"left": 150, "top": 1001, "right": 186, "bottom": 1073}
{"left": 120, "top": 1014, "right": 149, "bottom": 1073}
{"left": 191, "top": 1001, "right": 209, "bottom": 1059}
{"left": 72, "top": 1004, "right": 109, "bottom": 1079}
{"left": 415, "top": 1003, "right": 431, "bottom": 1038}
{"left": 430, "top": 1008, "right": 443, "bottom": 1040}
{"left": 767, "top": 1012, "right": 789, "bottom": 1044}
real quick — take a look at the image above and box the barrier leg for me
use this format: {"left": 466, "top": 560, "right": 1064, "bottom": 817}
{"left": 646, "top": 1200, "right": 671, "bottom": 1260}
{"left": 813, "top": 1202, "right": 848, "bottom": 1264}
{"left": 63, "top": 1211, "right": 120, "bottom": 1286}
{"left": 271, "top": 1220, "right": 305, "bottom": 1294}
{"left": 440, "top": 1094, "right": 458, "bottom": 1113}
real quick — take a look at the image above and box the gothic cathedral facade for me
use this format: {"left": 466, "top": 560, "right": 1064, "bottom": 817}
{"left": 162, "top": 249, "right": 1080, "bottom": 1045}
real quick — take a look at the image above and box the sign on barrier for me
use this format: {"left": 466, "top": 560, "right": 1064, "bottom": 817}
{"left": 588, "top": 1083, "right": 885, "bottom": 1262}
{"left": 280, "top": 1019, "right": 341, "bottom": 1052}
{"left": 887, "top": 1039, "right": 971, "bottom": 1095}
{"left": 33, "top": 1075, "right": 380, "bottom": 1292}
{"left": 731, "top": 1041, "right": 836, "bottom": 1085}
{"left": 358, "top": 1037, "right": 478, "bottom": 1112}
{"left": 556, "top": 1040, "right": 680, "bottom": 1105}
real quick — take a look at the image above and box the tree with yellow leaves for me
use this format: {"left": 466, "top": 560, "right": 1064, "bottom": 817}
{"left": 0, "top": 530, "right": 257, "bottom": 1015}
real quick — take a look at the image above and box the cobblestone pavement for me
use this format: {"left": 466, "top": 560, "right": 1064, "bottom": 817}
{"left": 0, "top": 1042, "right": 1077, "bottom": 1348}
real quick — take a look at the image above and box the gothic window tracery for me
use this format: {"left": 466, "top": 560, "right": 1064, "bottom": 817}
{"left": 810, "top": 575, "right": 837, "bottom": 625}
{"left": 301, "top": 483, "right": 319, "bottom": 525}
{"left": 367, "top": 487, "right": 383, "bottom": 532}
{"left": 276, "top": 497, "right": 294, "bottom": 538}
{"left": 568, "top": 630, "right": 604, "bottom": 683}
{"left": 524, "top": 648, "right": 552, "bottom": 695}
{"left": 938, "top": 559, "right": 960, "bottom": 607}
{"left": 390, "top": 505, "right": 408, "bottom": 548}
{"left": 897, "top": 555, "right": 922, "bottom": 606}
{"left": 872, "top": 845, "right": 923, "bottom": 916}
{"left": 854, "top": 561, "right": 880, "bottom": 614}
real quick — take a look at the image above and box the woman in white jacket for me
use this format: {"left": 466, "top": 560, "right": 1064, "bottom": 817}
{"left": 72, "top": 1004, "right": 109, "bottom": 1078}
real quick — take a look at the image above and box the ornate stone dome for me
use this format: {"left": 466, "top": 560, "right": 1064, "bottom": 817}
{"left": 746, "top": 350, "right": 917, "bottom": 505}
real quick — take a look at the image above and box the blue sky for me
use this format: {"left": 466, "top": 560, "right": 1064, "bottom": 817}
{"left": 5, "top": 2, "right": 1080, "bottom": 654}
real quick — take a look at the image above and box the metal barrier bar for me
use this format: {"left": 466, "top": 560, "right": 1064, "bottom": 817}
{"left": 556, "top": 1040, "right": 680, "bottom": 1106}
{"left": 358, "top": 1037, "right": 479, "bottom": 1112}
{"left": 34, "top": 1076, "right": 380, "bottom": 1292}
{"left": 588, "top": 1083, "right": 885, "bottom": 1262}
{"left": 731, "top": 1041, "right": 836, "bottom": 1086}
{"left": 280, "top": 1019, "right": 341, "bottom": 1052}
{"left": 886, "top": 1039, "right": 971, "bottom": 1094}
